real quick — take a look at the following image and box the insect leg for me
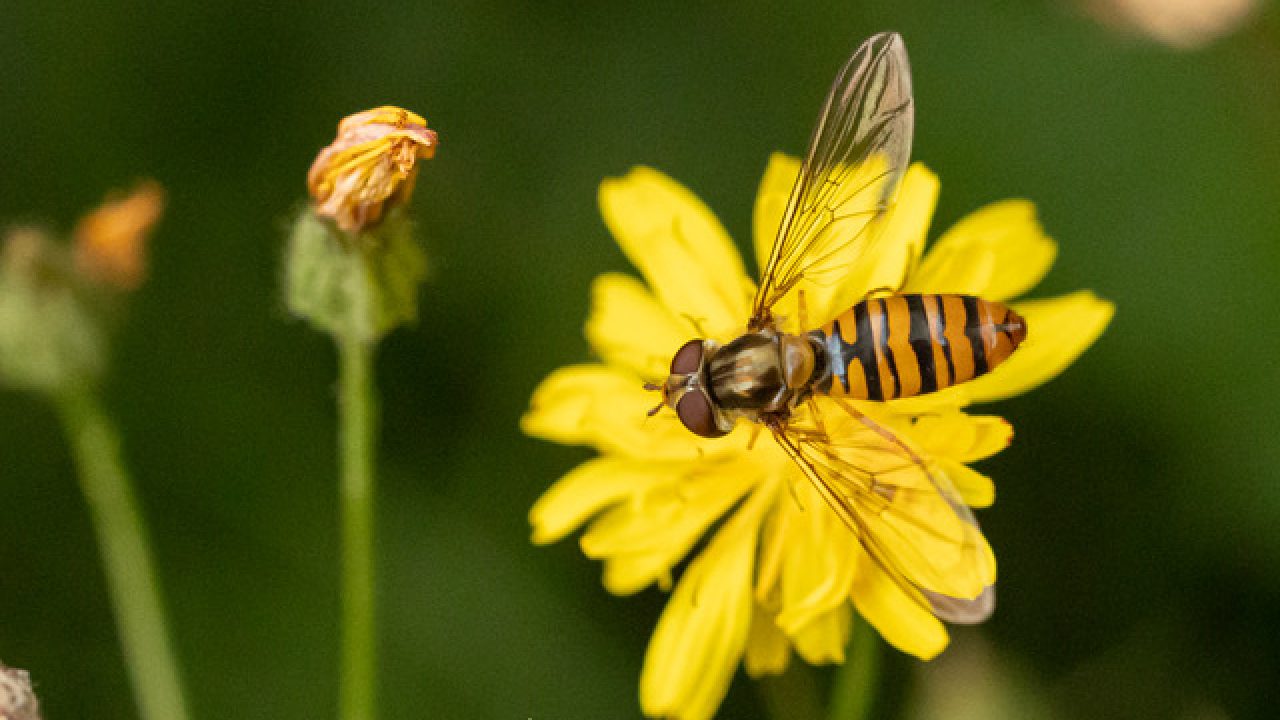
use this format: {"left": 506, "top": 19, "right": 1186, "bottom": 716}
{"left": 763, "top": 416, "right": 809, "bottom": 513}
{"left": 828, "top": 396, "right": 931, "bottom": 473}
{"left": 861, "top": 285, "right": 900, "bottom": 300}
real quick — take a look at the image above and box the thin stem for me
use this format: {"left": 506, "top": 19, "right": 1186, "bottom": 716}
{"left": 828, "top": 616, "right": 881, "bottom": 720}
{"left": 54, "top": 389, "right": 191, "bottom": 720}
{"left": 337, "top": 330, "right": 377, "bottom": 720}
{"left": 758, "top": 663, "right": 824, "bottom": 720}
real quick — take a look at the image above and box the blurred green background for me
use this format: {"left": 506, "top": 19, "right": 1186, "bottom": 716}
{"left": 2, "top": 1, "right": 1279, "bottom": 718}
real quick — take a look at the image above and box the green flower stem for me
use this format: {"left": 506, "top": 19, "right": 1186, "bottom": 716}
{"left": 759, "top": 664, "right": 824, "bottom": 720}
{"left": 286, "top": 207, "right": 423, "bottom": 720}
{"left": 337, "top": 329, "right": 377, "bottom": 720}
{"left": 827, "top": 616, "right": 881, "bottom": 720}
{"left": 54, "top": 389, "right": 190, "bottom": 720}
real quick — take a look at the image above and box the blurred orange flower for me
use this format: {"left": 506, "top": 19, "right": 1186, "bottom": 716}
{"left": 73, "top": 180, "right": 165, "bottom": 290}
{"left": 307, "top": 106, "right": 438, "bottom": 234}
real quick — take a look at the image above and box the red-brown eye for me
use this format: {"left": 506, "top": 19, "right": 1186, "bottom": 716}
{"left": 670, "top": 339, "right": 704, "bottom": 375}
{"left": 676, "top": 389, "right": 726, "bottom": 438}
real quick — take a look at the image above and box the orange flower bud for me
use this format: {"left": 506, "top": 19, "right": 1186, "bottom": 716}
{"left": 72, "top": 180, "right": 165, "bottom": 290}
{"left": 307, "top": 106, "right": 438, "bottom": 234}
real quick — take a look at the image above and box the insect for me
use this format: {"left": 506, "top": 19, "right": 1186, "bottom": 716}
{"left": 653, "top": 32, "right": 1023, "bottom": 623}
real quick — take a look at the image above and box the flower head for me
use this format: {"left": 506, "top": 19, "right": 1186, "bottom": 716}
{"left": 307, "top": 106, "right": 438, "bottom": 234}
{"left": 72, "top": 180, "right": 164, "bottom": 290}
{"left": 524, "top": 155, "right": 1113, "bottom": 720}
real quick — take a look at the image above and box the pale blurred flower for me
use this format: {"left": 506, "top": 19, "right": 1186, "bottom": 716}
{"left": 307, "top": 106, "right": 438, "bottom": 234}
{"left": 0, "top": 662, "right": 41, "bottom": 720}
{"left": 1081, "top": 0, "right": 1258, "bottom": 49}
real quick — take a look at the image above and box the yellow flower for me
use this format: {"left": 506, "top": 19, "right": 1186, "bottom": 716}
{"left": 523, "top": 155, "right": 1113, "bottom": 720}
{"left": 306, "top": 106, "right": 438, "bottom": 234}
{"left": 72, "top": 180, "right": 164, "bottom": 290}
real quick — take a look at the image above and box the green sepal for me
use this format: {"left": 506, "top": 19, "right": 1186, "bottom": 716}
{"left": 284, "top": 207, "right": 427, "bottom": 343}
{"left": 0, "top": 233, "right": 108, "bottom": 393}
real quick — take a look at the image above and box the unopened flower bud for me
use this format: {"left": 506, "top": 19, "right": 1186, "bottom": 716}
{"left": 307, "top": 106, "right": 438, "bottom": 235}
{"left": 73, "top": 180, "right": 164, "bottom": 290}
{"left": 0, "top": 227, "right": 108, "bottom": 391}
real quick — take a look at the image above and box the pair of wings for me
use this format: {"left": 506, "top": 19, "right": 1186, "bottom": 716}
{"left": 754, "top": 33, "right": 994, "bottom": 623}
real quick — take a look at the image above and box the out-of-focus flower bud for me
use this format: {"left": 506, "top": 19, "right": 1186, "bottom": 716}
{"left": 0, "top": 661, "right": 42, "bottom": 720}
{"left": 0, "top": 227, "right": 107, "bottom": 392}
{"left": 72, "top": 180, "right": 164, "bottom": 290}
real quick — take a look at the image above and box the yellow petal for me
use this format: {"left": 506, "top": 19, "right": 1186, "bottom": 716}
{"left": 851, "top": 554, "right": 949, "bottom": 660}
{"left": 752, "top": 153, "right": 801, "bottom": 277}
{"left": 521, "top": 364, "right": 745, "bottom": 461}
{"left": 640, "top": 488, "right": 769, "bottom": 720}
{"left": 908, "top": 413, "right": 1013, "bottom": 463}
{"left": 530, "top": 457, "right": 670, "bottom": 545}
{"left": 939, "top": 458, "right": 995, "bottom": 509}
{"left": 585, "top": 460, "right": 758, "bottom": 595}
{"left": 744, "top": 604, "right": 791, "bottom": 678}
{"left": 772, "top": 480, "right": 858, "bottom": 634}
{"left": 879, "top": 163, "right": 940, "bottom": 289}
{"left": 600, "top": 167, "right": 752, "bottom": 338}
{"left": 585, "top": 273, "right": 694, "bottom": 381}
{"left": 906, "top": 199, "right": 1056, "bottom": 301}
{"left": 791, "top": 604, "right": 852, "bottom": 666}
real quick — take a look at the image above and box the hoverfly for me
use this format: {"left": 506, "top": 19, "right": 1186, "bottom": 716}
{"left": 653, "top": 32, "right": 1023, "bottom": 623}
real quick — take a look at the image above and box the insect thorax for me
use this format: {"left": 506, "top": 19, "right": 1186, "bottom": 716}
{"left": 706, "top": 330, "right": 828, "bottom": 418}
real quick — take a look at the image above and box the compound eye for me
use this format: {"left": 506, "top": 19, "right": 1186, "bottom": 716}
{"left": 676, "top": 389, "right": 726, "bottom": 438}
{"left": 670, "top": 339, "right": 704, "bottom": 375}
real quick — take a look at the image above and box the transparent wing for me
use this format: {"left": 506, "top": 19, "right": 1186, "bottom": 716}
{"left": 769, "top": 399, "right": 995, "bottom": 624}
{"left": 751, "top": 32, "right": 915, "bottom": 329}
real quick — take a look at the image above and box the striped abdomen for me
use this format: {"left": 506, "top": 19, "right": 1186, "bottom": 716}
{"left": 817, "top": 294, "right": 1026, "bottom": 402}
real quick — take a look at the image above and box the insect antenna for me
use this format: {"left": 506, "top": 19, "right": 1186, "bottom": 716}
{"left": 679, "top": 313, "right": 710, "bottom": 337}
{"left": 641, "top": 381, "right": 666, "bottom": 417}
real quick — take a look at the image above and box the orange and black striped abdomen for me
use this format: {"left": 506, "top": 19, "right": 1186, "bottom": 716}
{"left": 816, "top": 294, "right": 1026, "bottom": 401}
